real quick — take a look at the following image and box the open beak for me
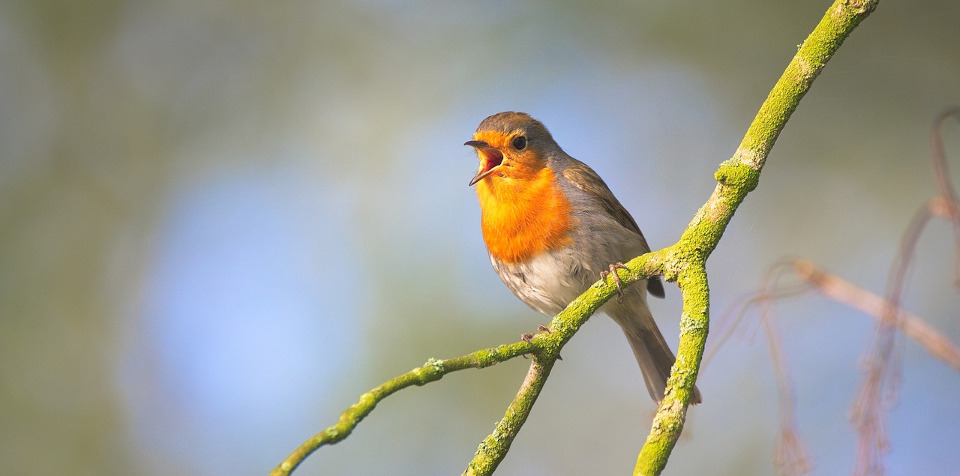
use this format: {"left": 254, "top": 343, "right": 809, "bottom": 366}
{"left": 465, "top": 140, "right": 504, "bottom": 186}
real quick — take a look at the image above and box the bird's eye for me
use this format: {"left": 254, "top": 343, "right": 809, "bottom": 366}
{"left": 512, "top": 136, "right": 527, "bottom": 150}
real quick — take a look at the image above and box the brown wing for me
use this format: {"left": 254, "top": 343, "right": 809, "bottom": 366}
{"left": 562, "top": 160, "right": 666, "bottom": 298}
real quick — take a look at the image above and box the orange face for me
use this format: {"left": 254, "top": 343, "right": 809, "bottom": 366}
{"left": 467, "top": 129, "right": 574, "bottom": 263}
{"left": 466, "top": 129, "right": 542, "bottom": 186}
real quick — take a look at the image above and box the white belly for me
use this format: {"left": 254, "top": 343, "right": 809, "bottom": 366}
{"left": 490, "top": 247, "right": 595, "bottom": 316}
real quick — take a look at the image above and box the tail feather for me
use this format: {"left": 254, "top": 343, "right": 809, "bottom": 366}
{"left": 627, "top": 326, "right": 703, "bottom": 404}
{"left": 609, "top": 297, "right": 702, "bottom": 404}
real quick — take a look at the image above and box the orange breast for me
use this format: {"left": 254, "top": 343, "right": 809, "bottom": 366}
{"left": 477, "top": 167, "right": 574, "bottom": 263}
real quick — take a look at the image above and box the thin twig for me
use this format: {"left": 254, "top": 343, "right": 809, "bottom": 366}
{"left": 270, "top": 342, "right": 535, "bottom": 476}
{"left": 850, "top": 106, "right": 960, "bottom": 475}
{"left": 462, "top": 356, "right": 556, "bottom": 476}
{"left": 792, "top": 259, "right": 960, "bottom": 370}
{"left": 930, "top": 108, "right": 960, "bottom": 286}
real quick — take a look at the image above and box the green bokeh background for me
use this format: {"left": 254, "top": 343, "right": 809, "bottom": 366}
{"left": 2, "top": 1, "right": 958, "bottom": 475}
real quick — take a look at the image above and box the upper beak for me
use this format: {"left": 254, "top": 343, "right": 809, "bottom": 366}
{"left": 465, "top": 140, "right": 503, "bottom": 186}
{"left": 464, "top": 140, "right": 488, "bottom": 149}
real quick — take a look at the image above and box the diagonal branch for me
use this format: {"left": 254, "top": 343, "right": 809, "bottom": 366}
{"left": 461, "top": 251, "right": 667, "bottom": 475}
{"left": 273, "top": 2, "right": 879, "bottom": 475}
{"left": 270, "top": 342, "right": 535, "bottom": 476}
{"left": 273, "top": 252, "right": 667, "bottom": 476}
{"left": 635, "top": 0, "right": 878, "bottom": 474}
{"left": 463, "top": 356, "right": 556, "bottom": 476}
{"left": 793, "top": 259, "right": 960, "bottom": 371}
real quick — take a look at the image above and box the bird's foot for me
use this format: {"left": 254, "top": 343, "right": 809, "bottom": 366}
{"left": 520, "top": 325, "right": 552, "bottom": 343}
{"left": 521, "top": 325, "right": 561, "bottom": 359}
{"left": 600, "top": 262, "right": 629, "bottom": 303}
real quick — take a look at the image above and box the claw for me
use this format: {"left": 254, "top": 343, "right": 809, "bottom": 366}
{"left": 521, "top": 325, "right": 560, "bottom": 359}
{"left": 521, "top": 325, "right": 551, "bottom": 342}
{"left": 600, "top": 262, "right": 629, "bottom": 303}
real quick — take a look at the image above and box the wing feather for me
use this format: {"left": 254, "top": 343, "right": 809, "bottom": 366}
{"left": 561, "top": 161, "right": 666, "bottom": 298}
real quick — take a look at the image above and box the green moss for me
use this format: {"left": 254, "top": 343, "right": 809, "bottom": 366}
{"left": 273, "top": 4, "right": 882, "bottom": 474}
{"left": 714, "top": 162, "right": 760, "bottom": 192}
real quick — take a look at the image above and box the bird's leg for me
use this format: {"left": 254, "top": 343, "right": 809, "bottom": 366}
{"left": 520, "top": 324, "right": 552, "bottom": 342}
{"left": 600, "top": 262, "right": 629, "bottom": 303}
{"left": 520, "top": 325, "right": 561, "bottom": 359}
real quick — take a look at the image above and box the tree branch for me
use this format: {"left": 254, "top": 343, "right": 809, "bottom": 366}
{"left": 634, "top": 1, "right": 878, "bottom": 474}
{"left": 463, "top": 356, "right": 556, "bottom": 476}
{"left": 273, "top": 1, "right": 879, "bottom": 474}
{"left": 461, "top": 251, "right": 666, "bottom": 475}
{"left": 792, "top": 259, "right": 960, "bottom": 371}
{"left": 270, "top": 343, "right": 535, "bottom": 476}
{"left": 273, "top": 252, "right": 666, "bottom": 476}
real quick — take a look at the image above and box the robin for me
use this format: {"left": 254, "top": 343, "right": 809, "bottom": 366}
{"left": 466, "top": 111, "right": 701, "bottom": 404}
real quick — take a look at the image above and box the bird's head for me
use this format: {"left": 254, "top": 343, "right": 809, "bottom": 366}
{"left": 465, "top": 111, "right": 557, "bottom": 186}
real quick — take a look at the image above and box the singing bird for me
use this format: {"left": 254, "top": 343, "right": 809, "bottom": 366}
{"left": 466, "top": 111, "right": 701, "bottom": 404}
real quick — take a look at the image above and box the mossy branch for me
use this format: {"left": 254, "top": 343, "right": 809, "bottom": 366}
{"left": 272, "top": 1, "right": 877, "bottom": 474}
{"left": 463, "top": 356, "right": 556, "bottom": 476}
{"left": 271, "top": 253, "right": 665, "bottom": 476}
{"left": 269, "top": 343, "right": 536, "bottom": 476}
{"left": 462, "top": 252, "right": 666, "bottom": 475}
{"left": 635, "top": 0, "right": 878, "bottom": 474}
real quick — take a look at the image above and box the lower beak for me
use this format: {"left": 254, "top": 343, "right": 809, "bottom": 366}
{"left": 469, "top": 167, "right": 498, "bottom": 186}
{"left": 465, "top": 140, "right": 504, "bottom": 186}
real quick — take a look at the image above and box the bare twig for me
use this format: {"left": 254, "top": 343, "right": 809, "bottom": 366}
{"left": 710, "top": 255, "right": 960, "bottom": 476}
{"left": 792, "top": 259, "right": 960, "bottom": 370}
{"left": 851, "top": 107, "right": 960, "bottom": 476}
{"left": 930, "top": 108, "right": 960, "bottom": 285}
{"left": 764, "top": 314, "right": 814, "bottom": 476}
{"left": 704, "top": 105, "right": 960, "bottom": 476}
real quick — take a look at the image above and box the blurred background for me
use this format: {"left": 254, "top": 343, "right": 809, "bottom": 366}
{"left": 2, "top": 0, "right": 959, "bottom": 474}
